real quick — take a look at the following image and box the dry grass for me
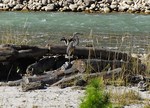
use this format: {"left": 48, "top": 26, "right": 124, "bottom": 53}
{"left": 109, "top": 89, "right": 142, "bottom": 107}
{"left": 0, "top": 33, "right": 30, "bottom": 45}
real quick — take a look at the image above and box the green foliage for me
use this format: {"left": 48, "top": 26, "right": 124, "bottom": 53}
{"left": 80, "top": 78, "right": 112, "bottom": 108}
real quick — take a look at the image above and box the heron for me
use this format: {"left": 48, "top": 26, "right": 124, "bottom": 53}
{"left": 66, "top": 32, "right": 82, "bottom": 62}
{"left": 60, "top": 32, "right": 82, "bottom": 62}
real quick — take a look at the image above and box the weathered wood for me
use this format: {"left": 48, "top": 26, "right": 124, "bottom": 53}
{"left": 21, "top": 81, "right": 44, "bottom": 92}
{"left": 26, "top": 57, "right": 56, "bottom": 75}
{"left": 0, "top": 44, "right": 49, "bottom": 62}
{"left": 52, "top": 68, "right": 122, "bottom": 86}
{"left": 0, "top": 45, "right": 18, "bottom": 61}
{"left": 21, "top": 67, "right": 122, "bottom": 91}
{"left": 7, "top": 79, "right": 23, "bottom": 86}
{"left": 83, "top": 59, "right": 131, "bottom": 72}
{"left": 17, "top": 47, "right": 49, "bottom": 58}
{"left": 49, "top": 45, "right": 131, "bottom": 61}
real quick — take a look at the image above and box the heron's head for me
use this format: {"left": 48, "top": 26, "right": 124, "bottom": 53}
{"left": 60, "top": 37, "right": 68, "bottom": 45}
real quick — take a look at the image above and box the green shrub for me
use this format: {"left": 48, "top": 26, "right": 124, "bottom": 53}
{"left": 80, "top": 78, "right": 112, "bottom": 108}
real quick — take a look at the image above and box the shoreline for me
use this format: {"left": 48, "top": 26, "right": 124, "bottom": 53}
{"left": 0, "top": 0, "right": 150, "bottom": 14}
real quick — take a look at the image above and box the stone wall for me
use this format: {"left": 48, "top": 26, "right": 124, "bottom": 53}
{"left": 0, "top": 0, "right": 150, "bottom": 14}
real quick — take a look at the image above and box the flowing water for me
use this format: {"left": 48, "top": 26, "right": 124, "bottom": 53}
{"left": 0, "top": 12, "right": 150, "bottom": 53}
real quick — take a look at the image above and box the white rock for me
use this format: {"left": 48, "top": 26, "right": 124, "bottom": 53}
{"left": 103, "top": 7, "right": 110, "bottom": 13}
{"left": 69, "top": 4, "right": 78, "bottom": 11}
{"left": 13, "top": 4, "right": 23, "bottom": 10}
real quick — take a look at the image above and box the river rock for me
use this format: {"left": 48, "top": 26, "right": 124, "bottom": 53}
{"left": 103, "top": 6, "right": 110, "bottom": 13}
{"left": 76, "top": 0, "right": 83, "bottom": 5}
{"left": 145, "top": 9, "right": 150, "bottom": 14}
{"left": 126, "top": 0, "right": 134, "bottom": 5}
{"left": 42, "top": 4, "right": 55, "bottom": 11}
{"left": 47, "top": 0, "right": 51, "bottom": 4}
{"left": 77, "top": 5, "right": 85, "bottom": 11}
{"left": 67, "top": 0, "right": 73, "bottom": 4}
{"left": 83, "top": 0, "right": 94, "bottom": 6}
{"left": 118, "top": 5, "right": 129, "bottom": 12}
{"left": 69, "top": 3, "right": 77, "bottom": 11}
{"left": 110, "top": 4, "right": 118, "bottom": 11}
{"left": 111, "top": 1, "right": 118, "bottom": 5}
{"left": 22, "top": 5, "right": 29, "bottom": 11}
{"left": 89, "top": 3, "right": 96, "bottom": 10}
{"left": 61, "top": 6, "right": 70, "bottom": 11}
{"left": 41, "top": 0, "right": 47, "bottom": 5}
{"left": 104, "top": 0, "right": 112, "bottom": 4}
{"left": 0, "top": 3, "right": 9, "bottom": 10}
{"left": 3, "top": 0, "right": 10, "bottom": 4}
{"left": 127, "top": 7, "right": 135, "bottom": 13}
{"left": 58, "top": 1, "right": 62, "bottom": 6}
{"left": 8, "top": 0, "right": 16, "bottom": 8}
{"left": 62, "top": 1, "right": 68, "bottom": 6}
{"left": 12, "top": 4, "right": 23, "bottom": 10}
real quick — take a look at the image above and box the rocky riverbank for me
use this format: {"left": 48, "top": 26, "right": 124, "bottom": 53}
{"left": 0, "top": 0, "right": 150, "bottom": 14}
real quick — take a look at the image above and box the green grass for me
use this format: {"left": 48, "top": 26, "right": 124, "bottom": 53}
{"left": 80, "top": 78, "right": 112, "bottom": 108}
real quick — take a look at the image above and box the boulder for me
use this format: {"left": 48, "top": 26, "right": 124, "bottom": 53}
{"left": 104, "top": 0, "right": 112, "bottom": 4}
{"left": 12, "top": 4, "right": 24, "bottom": 10}
{"left": 145, "top": 9, "right": 150, "bottom": 14}
{"left": 76, "top": 0, "right": 83, "bottom": 5}
{"left": 103, "top": 6, "right": 110, "bottom": 13}
{"left": 89, "top": 3, "right": 96, "bottom": 10}
{"left": 110, "top": 4, "right": 118, "bottom": 11}
{"left": 3, "top": 0, "right": 10, "bottom": 4}
{"left": 22, "top": 5, "right": 29, "bottom": 11}
{"left": 77, "top": 5, "right": 85, "bottom": 11}
{"left": 83, "top": 0, "right": 95, "bottom": 6}
{"left": 61, "top": 6, "right": 70, "bottom": 11}
{"left": 41, "top": 0, "right": 47, "bottom": 5}
{"left": 67, "top": 0, "right": 73, "bottom": 4}
{"left": 0, "top": 3, "right": 9, "bottom": 10}
{"left": 111, "top": 1, "right": 118, "bottom": 5}
{"left": 47, "top": 0, "right": 51, "bottom": 4}
{"left": 8, "top": 1, "right": 16, "bottom": 8}
{"left": 28, "top": 0, "right": 33, "bottom": 4}
{"left": 118, "top": 5, "right": 129, "bottom": 12}
{"left": 69, "top": 3, "right": 78, "bottom": 11}
{"left": 126, "top": 0, "right": 134, "bottom": 5}
{"left": 58, "top": 1, "right": 63, "bottom": 6}
{"left": 42, "top": 4, "right": 55, "bottom": 11}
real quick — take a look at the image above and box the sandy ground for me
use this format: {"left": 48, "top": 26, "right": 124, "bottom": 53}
{"left": 0, "top": 86, "right": 149, "bottom": 108}
{"left": 0, "top": 86, "right": 84, "bottom": 108}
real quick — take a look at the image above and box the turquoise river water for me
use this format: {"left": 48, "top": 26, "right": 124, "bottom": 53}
{"left": 0, "top": 12, "right": 150, "bottom": 53}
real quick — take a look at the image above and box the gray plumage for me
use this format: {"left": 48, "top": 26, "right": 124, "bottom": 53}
{"left": 60, "top": 32, "right": 82, "bottom": 62}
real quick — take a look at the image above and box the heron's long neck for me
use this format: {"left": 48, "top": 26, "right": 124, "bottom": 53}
{"left": 63, "top": 39, "right": 69, "bottom": 46}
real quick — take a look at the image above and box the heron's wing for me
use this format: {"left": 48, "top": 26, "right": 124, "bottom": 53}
{"left": 72, "top": 36, "right": 79, "bottom": 46}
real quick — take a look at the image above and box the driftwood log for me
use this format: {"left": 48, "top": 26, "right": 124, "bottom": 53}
{"left": 21, "top": 67, "right": 122, "bottom": 91}
{"left": 0, "top": 44, "right": 49, "bottom": 62}
{"left": 0, "top": 44, "right": 142, "bottom": 85}
{"left": 48, "top": 45, "right": 132, "bottom": 61}
{"left": 0, "top": 44, "right": 136, "bottom": 62}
